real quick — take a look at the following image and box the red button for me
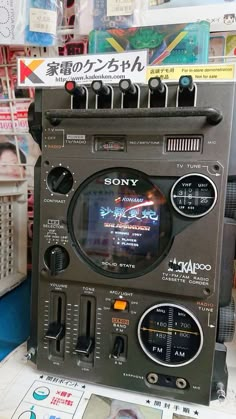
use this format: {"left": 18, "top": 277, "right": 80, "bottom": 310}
{"left": 65, "top": 81, "right": 75, "bottom": 91}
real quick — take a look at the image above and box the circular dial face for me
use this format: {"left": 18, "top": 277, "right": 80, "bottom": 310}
{"left": 68, "top": 168, "right": 172, "bottom": 278}
{"left": 47, "top": 167, "right": 73, "bottom": 194}
{"left": 138, "top": 304, "right": 203, "bottom": 367}
{"left": 171, "top": 174, "right": 217, "bottom": 218}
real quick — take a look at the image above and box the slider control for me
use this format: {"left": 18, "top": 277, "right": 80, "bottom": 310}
{"left": 75, "top": 336, "right": 94, "bottom": 356}
{"left": 45, "top": 322, "right": 65, "bottom": 341}
{"left": 119, "top": 79, "right": 139, "bottom": 109}
{"left": 76, "top": 296, "right": 96, "bottom": 364}
{"left": 148, "top": 77, "right": 167, "bottom": 108}
{"left": 177, "top": 75, "right": 196, "bottom": 107}
{"left": 65, "top": 81, "right": 87, "bottom": 109}
{"left": 91, "top": 80, "right": 112, "bottom": 109}
{"left": 45, "top": 292, "right": 66, "bottom": 359}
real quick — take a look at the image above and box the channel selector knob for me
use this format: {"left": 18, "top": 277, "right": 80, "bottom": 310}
{"left": 47, "top": 167, "right": 73, "bottom": 194}
{"left": 44, "top": 245, "right": 70, "bottom": 276}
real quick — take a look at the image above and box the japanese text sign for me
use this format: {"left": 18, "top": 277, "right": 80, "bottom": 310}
{"left": 17, "top": 51, "right": 148, "bottom": 88}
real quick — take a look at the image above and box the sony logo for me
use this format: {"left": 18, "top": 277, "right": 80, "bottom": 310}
{"left": 104, "top": 178, "right": 139, "bottom": 186}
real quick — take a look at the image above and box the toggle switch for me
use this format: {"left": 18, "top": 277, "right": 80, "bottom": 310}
{"left": 45, "top": 321, "right": 65, "bottom": 341}
{"left": 148, "top": 77, "right": 167, "bottom": 108}
{"left": 91, "top": 80, "right": 112, "bottom": 109}
{"left": 111, "top": 336, "right": 125, "bottom": 359}
{"left": 177, "top": 75, "right": 196, "bottom": 107}
{"left": 75, "top": 336, "right": 94, "bottom": 356}
{"left": 113, "top": 299, "right": 128, "bottom": 311}
{"left": 65, "top": 81, "right": 87, "bottom": 109}
{"left": 119, "top": 79, "right": 139, "bottom": 109}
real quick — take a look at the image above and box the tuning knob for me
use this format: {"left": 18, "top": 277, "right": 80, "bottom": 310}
{"left": 47, "top": 167, "right": 73, "bottom": 194}
{"left": 44, "top": 246, "right": 69, "bottom": 276}
{"left": 217, "top": 298, "right": 235, "bottom": 343}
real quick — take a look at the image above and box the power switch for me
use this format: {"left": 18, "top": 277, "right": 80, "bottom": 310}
{"left": 113, "top": 300, "right": 128, "bottom": 311}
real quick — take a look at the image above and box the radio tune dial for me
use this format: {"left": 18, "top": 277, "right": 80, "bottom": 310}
{"left": 217, "top": 299, "right": 235, "bottom": 343}
{"left": 44, "top": 245, "right": 69, "bottom": 276}
{"left": 138, "top": 304, "right": 203, "bottom": 367}
{"left": 47, "top": 167, "right": 73, "bottom": 194}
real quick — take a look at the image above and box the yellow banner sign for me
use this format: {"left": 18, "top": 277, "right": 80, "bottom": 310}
{"left": 146, "top": 64, "right": 236, "bottom": 82}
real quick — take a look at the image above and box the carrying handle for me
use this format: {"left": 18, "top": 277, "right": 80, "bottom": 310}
{"left": 45, "top": 107, "right": 223, "bottom": 126}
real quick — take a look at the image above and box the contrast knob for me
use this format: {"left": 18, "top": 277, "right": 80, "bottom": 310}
{"left": 47, "top": 167, "right": 73, "bottom": 194}
{"left": 217, "top": 298, "right": 235, "bottom": 343}
{"left": 44, "top": 245, "right": 70, "bottom": 276}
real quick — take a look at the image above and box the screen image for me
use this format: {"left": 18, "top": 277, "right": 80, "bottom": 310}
{"left": 82, "top": 394, "right": 163, "bottom": 419}
{"left": 68, "top": 169, "right": 172, "bottom": 277}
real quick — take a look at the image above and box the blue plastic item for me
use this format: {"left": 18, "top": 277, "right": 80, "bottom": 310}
{"left": 0, "top": 276, "right": 31, "bottom": 361}
{"left": 25, "top": 0, "right": 58, "bottom": 46}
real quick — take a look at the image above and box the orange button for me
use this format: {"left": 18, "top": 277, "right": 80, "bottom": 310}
{"left": 113, "top": 300, "right": 128, "bottom": 311}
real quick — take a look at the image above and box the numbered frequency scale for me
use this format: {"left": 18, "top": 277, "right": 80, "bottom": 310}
{"left": 29, "top": 77, "right": 236, "bottom": 406}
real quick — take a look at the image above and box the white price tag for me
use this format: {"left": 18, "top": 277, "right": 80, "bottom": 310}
{"left": 107, "top": 0, "right": 134, "bottom": 17}
{"left": 149, "top": 0, "right": 165, "bottom": 6}
{"left": 30, "top": 8, "right": 57, "bottom": 35}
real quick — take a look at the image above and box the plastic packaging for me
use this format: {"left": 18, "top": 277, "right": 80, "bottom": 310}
{"left": 89, "top": 21, "right": 210, "bottom": 65}
{"left": 209, "top": 31, "right": 236, "bottom": 63}
{"left": 0, "top": 0, "right": 27, "bottom": 45}
{"left": 77, "top": 0, "right": 236, "bottom": 35}
{"left": 77, "top": 0, "right": 141, "bottom": 35}
{"left": 25, "top": 0, "right": 63, "bottom": 46}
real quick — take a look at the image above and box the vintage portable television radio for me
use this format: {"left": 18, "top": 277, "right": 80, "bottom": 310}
{"left": 28, "top": 75, "right": 236, "bottom": 406}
